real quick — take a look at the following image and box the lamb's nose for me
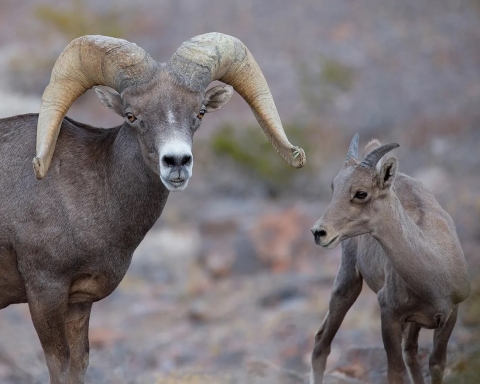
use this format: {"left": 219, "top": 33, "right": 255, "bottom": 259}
{"left": 311, "top": 228, "right": 327, "bottom": 238}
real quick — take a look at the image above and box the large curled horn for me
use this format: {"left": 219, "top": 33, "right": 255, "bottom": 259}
{"left": 346, "top": 133, "right": 359, "bottom": 160}
{"left": 167, "top": 33, "right": 306, "bottom": 168}
{"left": 360, "top": 143, "right": 399, "bottom": 168}
{"left": 33, "top": 35, "right": 156, "bottom": 179}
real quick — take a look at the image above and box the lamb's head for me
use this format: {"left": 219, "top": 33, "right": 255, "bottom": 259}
{"left": 33, "top": 34, "right": 306, "bottom": 192}
{"left": 311, "top": 134, "right": 399, "bottom": 249}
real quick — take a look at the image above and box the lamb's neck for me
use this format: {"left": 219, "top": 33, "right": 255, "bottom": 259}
{"left": 371, "top": 193, "right": 450, "bottom": 300}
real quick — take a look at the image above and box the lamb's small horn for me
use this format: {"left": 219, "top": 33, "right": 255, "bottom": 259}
{"left": 360, "top": 143, "right": 399, "bottom": 168}
{"left": 346, "top": 133, "right": 359, "bottom": 160}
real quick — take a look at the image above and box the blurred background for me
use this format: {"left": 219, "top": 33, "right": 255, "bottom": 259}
{"left": 0, "top": 0, "right": 479, "bottom": 383}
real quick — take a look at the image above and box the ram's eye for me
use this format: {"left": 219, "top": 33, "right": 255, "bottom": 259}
{"left": 126, "top": 112, "right": 137, "bottom": 123}
{"left": 354, "top": 191, "right": 368, "bottom": 199}
{"left": 197, "top": 109, "right": 206, "bottom": 119}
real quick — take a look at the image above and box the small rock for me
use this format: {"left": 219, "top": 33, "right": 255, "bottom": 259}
{"left": 187, "top": 299, "right": 210, "bottom": 323}
{"left": 250, "top": 207, "right": 306, "bottom": 272}
{"left": 200, "top": 247, "right": 236, "bottom": 279}
{"left": 243, "top": 357, "right": 308, "bottom": 384}
{"left": 258, "top": 286, "right": 306, "bottom": 309}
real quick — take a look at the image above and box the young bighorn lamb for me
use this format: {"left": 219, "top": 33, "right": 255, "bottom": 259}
{"left": 310, "top": 134, "right": 470, "bottom": 384}
{"left": 0, "top": 33, "right": 305, "bottom": 384}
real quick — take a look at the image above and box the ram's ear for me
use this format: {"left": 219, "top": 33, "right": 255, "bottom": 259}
{"left": 378, "top": 156, "right": 398, "bottom": 189}
{"left": 94, "top": 86, "right": 124, "bottom": 117}
{"left": 203, "top": 85, "right": 233, "bottom": 113}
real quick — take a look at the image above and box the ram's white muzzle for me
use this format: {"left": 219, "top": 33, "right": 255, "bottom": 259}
{"left": 159, "top": 140, "right": 193, "bottom": 191}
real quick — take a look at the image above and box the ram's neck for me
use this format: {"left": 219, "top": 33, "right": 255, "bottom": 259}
{"left": 102, "top": 124, "right": 169, "bottom": 250}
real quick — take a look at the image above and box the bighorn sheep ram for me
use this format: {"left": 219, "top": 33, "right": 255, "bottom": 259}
{"left": 310, "top": 135, "right": 470, "bottom": 384}
{"left": 0, "top": 33, "right": 305, "bottom": 383}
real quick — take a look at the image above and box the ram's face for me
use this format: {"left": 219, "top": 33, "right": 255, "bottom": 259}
{"left": 95, "top": 71, "right": 233, "bottom": 192}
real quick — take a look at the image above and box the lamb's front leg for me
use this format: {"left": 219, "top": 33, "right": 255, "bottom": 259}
{"left": 310, "top": 241, "right": 363, "bottom": 384}
{"left": 379, "top": 290, "right": 408, "bottom": 384}
{"left": 402, "top": 322, "right": 424, "bottom": 384}
{"left": 429, "top": 305, "right": 458, "bottom": 384}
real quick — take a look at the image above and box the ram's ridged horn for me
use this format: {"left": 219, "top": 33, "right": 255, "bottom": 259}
{"left": 360, "top": 143, "right": 399, "bottom": 168}
{"left": 346, "top": 133, "right": 359, "bottom": 160}
{"left": 167, "top": 33, "right": 306, "bottom": 168}
{"left": 33, "top": 35, "right": 156, "bottom": 179}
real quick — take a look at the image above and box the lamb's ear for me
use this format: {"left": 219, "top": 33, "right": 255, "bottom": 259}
{"left": 94, "top": 86, "right": 124, "bottom": 117}
{"left": 378, "top": 156, "right": 398, "bottom": 189}
{"left": 204, "top": 84, "right": 233, "bottom": 113}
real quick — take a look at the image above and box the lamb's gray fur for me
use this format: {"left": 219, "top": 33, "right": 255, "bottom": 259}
{"left": 310, "top": 135, "right": 470, "bottom": 384}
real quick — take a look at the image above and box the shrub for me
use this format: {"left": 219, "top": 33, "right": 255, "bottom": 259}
{"left": 210, "top": 122, "right": 314, "bottom": 197}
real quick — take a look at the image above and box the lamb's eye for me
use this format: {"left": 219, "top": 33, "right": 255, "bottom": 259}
{"left": 197, "top": 109, "right": 206, "bottom": 119}
{"left": 126, "top": 112, "right": 137, "bottom": 123}
{"left": 354, "top": 191, "right": 368, "bottom": 199}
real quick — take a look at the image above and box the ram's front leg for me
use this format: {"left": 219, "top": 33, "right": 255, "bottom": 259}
{"left": 27, "top": 279, "right": 71, "bottom": 384}
{"left": 66, "top": 302, "right": 93, "bottom": 384}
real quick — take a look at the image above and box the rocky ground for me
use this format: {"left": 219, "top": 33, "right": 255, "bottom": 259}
{"left": 0, "top": 190, "right": 477, "bottom": 384}
{"left": 0, "top": 1, "right": 479, "bottom": 383}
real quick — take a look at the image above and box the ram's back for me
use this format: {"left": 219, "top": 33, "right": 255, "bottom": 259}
{"left": 0, "top": 114, "right": 120, "bottom": 255}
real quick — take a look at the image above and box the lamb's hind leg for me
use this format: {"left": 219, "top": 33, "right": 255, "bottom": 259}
{"left": 310, "top": 241, "right": 363, "bottom": 384}
{"left": 66, "top": 302, "right": 93, "bottom": 384}
{"left": 429, "top": 305, "right": 458, "bottom": 384}
{"left": 26, "top": 279, "right": 71, "bottom": 384}
{"left": 402, "top": 322, "right": 424, "bottom": 384}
